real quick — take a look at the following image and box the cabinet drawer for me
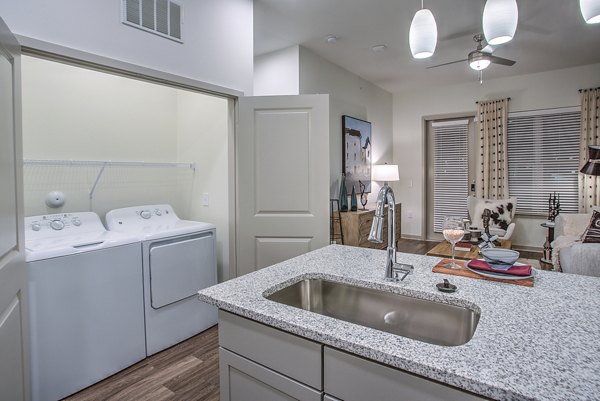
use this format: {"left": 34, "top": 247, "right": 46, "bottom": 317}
{"left": 324, "top": 347, "right": 489, "bottom": 401}
{"left": 219, "top": 311, "right": 322, "bottom": 389}
{"left": 220, "top": 348, "right": 322, "bottom": 401}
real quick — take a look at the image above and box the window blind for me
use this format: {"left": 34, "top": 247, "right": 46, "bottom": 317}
{"left": 432, "top": 120, "right": 469, "bottom": 233}
{"left": 507, "top": 108, "right": 580, "bottom": 216}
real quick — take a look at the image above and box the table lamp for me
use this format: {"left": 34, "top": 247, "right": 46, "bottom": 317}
{"left": 580, "top": 145, "right": 600, "bottom": 176}
{"left": 372, "top": 164, "right": 400, "bottom": 186}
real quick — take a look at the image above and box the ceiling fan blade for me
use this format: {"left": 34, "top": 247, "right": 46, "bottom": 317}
{"left": 426, "top": 59, "right": 468, "bottom": 69}
{"left": 489, "top": 55, "right": 516, "bottom": 66}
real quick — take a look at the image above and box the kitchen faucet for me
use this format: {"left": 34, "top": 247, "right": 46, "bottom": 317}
{"left": 368, "top": 182, "right": 413, "bottom": 281}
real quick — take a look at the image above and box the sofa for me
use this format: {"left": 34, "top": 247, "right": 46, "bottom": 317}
{"left": 551, "top": 210, "right": 600, "bottom": 277}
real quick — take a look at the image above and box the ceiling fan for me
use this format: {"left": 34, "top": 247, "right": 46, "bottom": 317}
{"left": 427, "top": 34, "right": 516, "bottom": 71}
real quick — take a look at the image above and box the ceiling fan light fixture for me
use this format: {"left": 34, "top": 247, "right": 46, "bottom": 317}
{"left": 483, "top": 0, "right": 518, "bottom": 45}
{"left": 580, "top": 0, "right": 600, "bottom": 23}
{"left": 469, "top": 52, "right": 491, "bottom": 70}
{"left": 409, "top": 8, "right": 438, "bottom": 59}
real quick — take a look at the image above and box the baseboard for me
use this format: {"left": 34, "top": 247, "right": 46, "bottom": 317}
{"left": 401, "top": 234, "right": 426, "bottom": 240}
{"left": 512, "top": 244, "right": 543, "bottom": 252}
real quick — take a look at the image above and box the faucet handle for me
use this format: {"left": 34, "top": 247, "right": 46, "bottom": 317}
{"left": 391, "top": 263, "right": 414, "bottom": 281}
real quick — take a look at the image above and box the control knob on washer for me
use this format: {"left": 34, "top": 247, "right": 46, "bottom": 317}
{"left": 140, "top": 210, "right": 152, "bottom": 219}
{"left": 31, "top": 223, "right": 41, "bottom": 231}
{"left": 72, "top": 218, "right": 82, "bottom": 226}
{"left": 50, "top": 219, "right": 65, "bottom": 230}
{"left": 155, "top": 209, "right": 162, "bottom": 216}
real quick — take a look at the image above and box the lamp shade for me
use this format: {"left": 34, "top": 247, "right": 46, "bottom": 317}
{"left": 409, "top": 8, "right": 438, "bottom": 59}
{"left": 372, "top": 164, "right": 400, "bottom": 182}
{"left": 483, "top": 0, "right": 518, "bottom": 45}
{"left": 580, "top": 145, "right": 600, "bottom": 176}
{"left": 580, "top": 0, "right": 600, "bottom": 23}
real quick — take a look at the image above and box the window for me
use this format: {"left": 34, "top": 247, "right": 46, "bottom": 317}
{"left": 431, "top": 119, "right": 470, "bottom": 232}
{"left": 507, "top": 108, "right": 581, "bottom": 216}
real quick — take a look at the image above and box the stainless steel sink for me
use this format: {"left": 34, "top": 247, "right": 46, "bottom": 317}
{"left": 266, "top": 279, "right": 480, "bottom": 346}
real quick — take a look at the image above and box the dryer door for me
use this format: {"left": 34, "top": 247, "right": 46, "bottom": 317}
{"left": 149, "top": 231, "right": 216, "bottom": 309}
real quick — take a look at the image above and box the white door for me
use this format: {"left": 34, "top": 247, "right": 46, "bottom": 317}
{"left": 236, "top": 95, "right": 330, "bottom": 276}
{"left": 0, "top": 17, "right": 28, "bottom": 401}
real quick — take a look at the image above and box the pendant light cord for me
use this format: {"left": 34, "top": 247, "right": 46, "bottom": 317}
{"left": 421, "top": 0, "right": 424, "bottom": 9}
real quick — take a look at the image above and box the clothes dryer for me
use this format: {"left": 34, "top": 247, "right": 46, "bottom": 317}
{"left": 106, "top": 204, "right": 217, "bottom": 356}
{"left": 25, "top": 212, "right": 145, "bottom": 401}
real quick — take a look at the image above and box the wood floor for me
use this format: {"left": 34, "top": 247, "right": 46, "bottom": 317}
{"left": 64, "top": 326, "right": 220, "bottom": 401}
{"left": 63, "top": 239, "right": 542, "bottom": 401}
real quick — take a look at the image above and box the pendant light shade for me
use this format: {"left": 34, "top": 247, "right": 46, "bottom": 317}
{"left": 409, "top": 8, "right": 438, "bottom": 59}
{"left": 580, "top": 0, "right": 600, "bottom": 23}
{"left": 483, "top": 0, "right": 518, "bottom": 45}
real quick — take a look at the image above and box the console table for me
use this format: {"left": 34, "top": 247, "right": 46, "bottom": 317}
{"left": 335, "top": 203, "right": 401, "bottom": 249}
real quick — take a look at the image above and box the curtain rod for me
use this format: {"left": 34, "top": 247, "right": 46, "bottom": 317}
{"left": 579, "top": 87, "right": 600, "bottom": 92}
{"left": 475, "top": 98, "right": 511, "bottom": 104}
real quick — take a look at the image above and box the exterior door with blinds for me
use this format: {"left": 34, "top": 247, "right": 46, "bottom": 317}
{"left": 426, "top": 118, "right": 474, "bottom": 240}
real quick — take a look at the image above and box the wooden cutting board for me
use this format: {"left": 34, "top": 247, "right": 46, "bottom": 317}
{"left": 432, "top": 259, "right": 534, "bottom": 287}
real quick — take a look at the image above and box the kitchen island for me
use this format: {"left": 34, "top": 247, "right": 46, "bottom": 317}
{"left": 198, "top": 245, "right": 600, "bottom": 401}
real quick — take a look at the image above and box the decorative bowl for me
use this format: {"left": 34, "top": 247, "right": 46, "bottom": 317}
{"left": 481, "top": 248, "right": 520, "bottom": 270}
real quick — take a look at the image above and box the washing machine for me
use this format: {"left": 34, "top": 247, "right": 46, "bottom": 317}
{"left": 105, "top": 204, "right": 217, "bottom": 356}
{"left": 25, "top": 212, "right": 145, "bottom": 401}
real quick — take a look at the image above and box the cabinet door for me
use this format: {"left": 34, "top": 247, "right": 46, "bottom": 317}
{"left": 219, "top": 348, "right": 322, "bottom": 401}
{"left": 324, "top": 347, "right": 489, "bottom": 401}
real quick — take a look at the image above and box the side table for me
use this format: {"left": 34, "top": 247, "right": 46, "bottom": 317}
{"left": 540, "top": 222, "right": 555, "bottom": 266}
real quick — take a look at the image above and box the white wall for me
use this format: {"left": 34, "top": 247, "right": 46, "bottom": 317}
{"left": 298, "top": 47, "right": 394, "bottom": 204}
{"left": 176, "top": 91, "right": 230, "bottom": 281}
{"left": 21, "top": 55, "right": 231, "bottom": 280}
{"left": 393, "top": 63, "right": 600, "bottom": 248}
{"left": 254, "top": 46, "right": 299, "bottom": 95}
{"left": 0, "top": 0, "right": 253, "bottom": 94}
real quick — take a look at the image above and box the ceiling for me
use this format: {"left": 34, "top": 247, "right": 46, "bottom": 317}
{"left": 254, "top": 0, "right": 600, "bottom": 93}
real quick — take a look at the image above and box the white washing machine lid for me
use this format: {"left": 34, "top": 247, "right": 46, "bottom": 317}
{"left": 25, "top": 212, "right": 139, "bottom": 262}
{"left": 105, "top": 204, "right": 215, "bottom": 241}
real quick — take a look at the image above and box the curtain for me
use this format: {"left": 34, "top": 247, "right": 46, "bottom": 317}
{"left": 476, "top": 98, "right": 509, "bottom": 199}
{"left": 579, "top": 88, "right": 600, "bottom": 213}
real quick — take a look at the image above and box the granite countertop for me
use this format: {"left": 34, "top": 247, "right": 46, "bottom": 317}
{"left": 198, "top": 244, "right": 600, "bottom": 401}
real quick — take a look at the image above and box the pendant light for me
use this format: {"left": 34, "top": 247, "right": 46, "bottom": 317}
{"left": 580, "top": 0, "right": 600, "bottom": 24}
{"left": 409, "top": 1, "right": 438, "bottom": 59}
{"left": 482, "top": 0, "right": 518, "bottom": 45}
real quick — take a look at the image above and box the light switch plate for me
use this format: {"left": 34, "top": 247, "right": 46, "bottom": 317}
{"left": 201, "top": 192, "right": 209, "bottom": 206}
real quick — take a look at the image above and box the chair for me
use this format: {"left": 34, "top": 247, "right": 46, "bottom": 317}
{"left": 552, "top": 211, "right": 600, "bottom": 277}
{"left": 467, "top": 195, "right": 517, "bottom": 241}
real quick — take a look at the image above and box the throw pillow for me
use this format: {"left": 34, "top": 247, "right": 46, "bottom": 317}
{"left": 581, "top": 210, "right": 600, "bottom": 243}
{"left": 472, "top": 198, "right": 515, "bottom": 231}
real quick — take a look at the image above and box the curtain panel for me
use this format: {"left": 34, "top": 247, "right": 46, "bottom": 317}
{"left": 580, "top": 88, "right": 600, "bottom": 212}
{"left": 476, "top": 99, "right": 509, "bottom": 199}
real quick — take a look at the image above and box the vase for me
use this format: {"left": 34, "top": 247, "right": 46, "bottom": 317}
{"left": 339, "top": 174, "right": 348, "bottom": 212}
{"left": 350, "top": 185, "right": 357, "bottom": 211}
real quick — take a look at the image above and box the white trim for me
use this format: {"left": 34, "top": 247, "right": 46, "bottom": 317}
{"left": 431, "top": 119, "right": 469, "bottom": 127}
{"left": 509, "top": 106, "right": 580, "bottom": 118}
{"left": 15, "top": 35, "right": 243, "bottom": 98}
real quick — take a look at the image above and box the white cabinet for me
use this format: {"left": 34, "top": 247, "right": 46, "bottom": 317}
{"left": 218, "top": 312, "right": 490, "bottom": 401}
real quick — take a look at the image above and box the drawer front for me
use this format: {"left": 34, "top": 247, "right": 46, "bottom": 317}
{"left": 324, "top": 347, "right": 489, "bottom": 401}
{"left": 220, "top": 348, "right": 322, "bottom": 401}
{"left": 219, "top": 311, "right": 322, "bottom": 389}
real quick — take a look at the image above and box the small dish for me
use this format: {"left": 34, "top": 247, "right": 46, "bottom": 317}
{"left": 481, "top": 248, "right": 520, "bottom": 270}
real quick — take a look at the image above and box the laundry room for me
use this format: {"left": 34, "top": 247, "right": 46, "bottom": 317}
{"left": 20, "top": 55, "right": 233, "bottom": 281}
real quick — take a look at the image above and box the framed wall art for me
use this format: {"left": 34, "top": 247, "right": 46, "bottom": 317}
{"left": 342, "top": 115, "right": 372, "bottom": 194}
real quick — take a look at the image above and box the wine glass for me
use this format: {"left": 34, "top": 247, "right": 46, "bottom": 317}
{"left": 442, "top": 216, "right": 465, "bottom": 269}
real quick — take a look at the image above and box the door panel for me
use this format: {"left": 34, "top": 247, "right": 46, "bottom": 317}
{"left": 0, "top": 16, "right": 28, "bottom": 401}
{"left": 236, "top": 95, "right": 329, "bottom": 277}
{"left": 255, "top": 237, "right": 312, "bottom": 270}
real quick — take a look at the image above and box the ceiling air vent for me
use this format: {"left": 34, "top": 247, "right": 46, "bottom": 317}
{"left": 122, "top": 0, "right": 183, "bottom": 43}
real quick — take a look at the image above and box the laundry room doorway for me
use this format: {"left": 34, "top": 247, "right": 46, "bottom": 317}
{"left": 19, "top": 53, "right": 235, "bottom": 282}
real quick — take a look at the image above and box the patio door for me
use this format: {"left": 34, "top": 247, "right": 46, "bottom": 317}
{"left": 425, "top": 117, "right": 476, "bottom": 240}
